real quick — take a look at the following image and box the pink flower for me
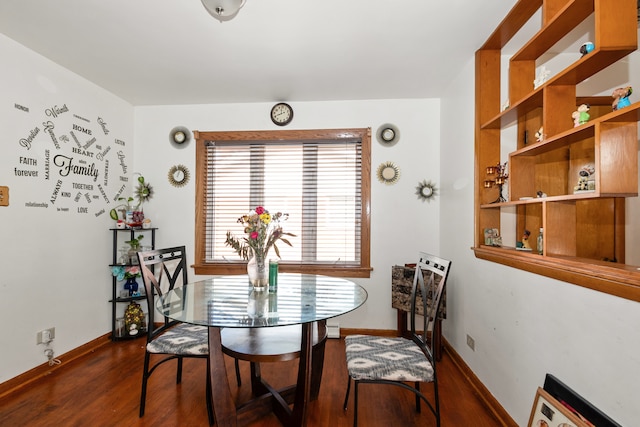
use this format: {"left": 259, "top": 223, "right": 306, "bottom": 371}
{"left": 255, "top": 206, "right": 265, "bottom": 215}
{"left": 250, "top": 231, "right": 259, "bottom": 239}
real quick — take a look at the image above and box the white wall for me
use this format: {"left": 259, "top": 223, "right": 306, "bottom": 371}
{"left": 440, "top": 52, "right": 640, "bottom": 427}
{"left": 0, "top": 34, "right": 134, "bottom": 383}
{"left": 133, "top": 98, "right": 442, "bottom": 331}
{"left": 0, "top": 32, "right": 443, "bottom": 385}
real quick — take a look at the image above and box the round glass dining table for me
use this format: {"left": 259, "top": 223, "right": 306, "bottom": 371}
{"left": 157, "top": 273, "right": 368, "bottom": 328}
{"left": 157, "top": 273, "right": 368, "bottom": 427}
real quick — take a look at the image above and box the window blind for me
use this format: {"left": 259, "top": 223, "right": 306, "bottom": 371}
{"left": 204, "top": 138, "right": 363, "bottom": 266}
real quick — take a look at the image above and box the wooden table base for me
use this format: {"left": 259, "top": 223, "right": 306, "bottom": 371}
{"left": 209, "top": 322, "right": 322, "bottom": 427}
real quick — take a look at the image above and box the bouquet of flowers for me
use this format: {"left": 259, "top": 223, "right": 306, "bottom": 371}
{"left": 225, "top": 206, "right": 294, "bottom": 260}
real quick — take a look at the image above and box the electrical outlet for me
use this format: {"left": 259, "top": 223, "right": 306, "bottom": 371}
{"left": 37, "top": 327, "right": 55, "bottom": 344}
{"left": 466, "top": 334, "right": 475, "bottom": 351}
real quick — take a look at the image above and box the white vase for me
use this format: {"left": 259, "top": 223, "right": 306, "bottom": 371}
{"left": 247, "top": 289, "right": 269, "bottom": 319}
{"left": 247, "top": 251, "right": 268, "bottom": 291}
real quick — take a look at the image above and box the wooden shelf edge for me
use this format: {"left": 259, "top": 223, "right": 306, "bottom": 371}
{"left": 511, "top": 124, "right": 595, "bottom": 156}
{"left": 472, "top": 246, "right": 640, "bottom": 303}
{"left": 484, "top": 102, "right": 640, "bottom": 160}
{"left": 511, "top": 0, "right": 593, "bottom": 62}
{"left": 480, "top": 52, "right": 638, "bottom": 130}
{"left": 480, "top": 0, "right": 542, "bottom": 50}
{"left": 479, "top": 192, "right": 626, "bottom": 208}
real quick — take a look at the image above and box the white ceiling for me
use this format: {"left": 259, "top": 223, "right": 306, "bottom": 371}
{"left": 0, "top": 0, "right": 519, "bottom": 106}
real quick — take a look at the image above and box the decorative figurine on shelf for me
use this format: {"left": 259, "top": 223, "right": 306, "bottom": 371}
{"left": 580, "top": 42, "right": 594, "bottom": 56}
{"left": 571, "top": 104, "right": 590, "bottom": 127}
{"left": 571, "top": 111, "right": 580, "bottom": 127}
{"left": 533, "top": 66, "right": 551, "bottom": 89}
{"left": 535, "top": 127, "right": 545, "bottom": 143}
{"left": 516, "top": 229, "right": 532, "bottom": 251}
{"left": 484, "top": 228, "right": 501, "bottom": 247}
{"left": 111, "top": 265, "right": 141, "bottom": 296}
{"left": 123, "top": 301, "right": 145, "bottom": 336}
{"left": 536, "top": 190, "right": 547, "bottom": 198}
{"left": 485, "top": 162, "right": 509, "bottom": 203}
{"left": 612, "top": 86, "right": 633, "bottom": 111}
{"left": 573, "top": 164, "right": 596, "bottom": 193}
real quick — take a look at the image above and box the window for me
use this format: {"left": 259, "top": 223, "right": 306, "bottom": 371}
{"left": 193, "top": 129, "right": 371, "bottom": 278}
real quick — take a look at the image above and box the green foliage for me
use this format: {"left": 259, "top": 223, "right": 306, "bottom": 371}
{"left": 124, "top": 234, "right": 144, "bottom": 250}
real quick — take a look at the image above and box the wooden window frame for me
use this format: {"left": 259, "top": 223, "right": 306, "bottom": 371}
{"left": 193, "top": 128, "right": 372, "bottom": 278}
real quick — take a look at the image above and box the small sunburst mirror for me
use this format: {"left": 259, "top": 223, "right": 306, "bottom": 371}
{"left": 376, "top": 123, "right": 400, "bottom": 147}
{"left": 169, "top": 126, "right": 191, "bottom": 148}
{"left": 168, "top": 164, "right": 190, "bottom": 187}
{"left": 416, "top": 180, "right": 437, "bottom": 201}
{"left": 377, "top": 162, "right": 400, "bottom": 185}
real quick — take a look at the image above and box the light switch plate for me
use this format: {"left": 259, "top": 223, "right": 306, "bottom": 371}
{"left": 0, "top": 186, "right": 8, "bottom": 206}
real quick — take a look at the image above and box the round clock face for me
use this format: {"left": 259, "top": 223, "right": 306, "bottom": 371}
{"left": 271, "top": 103, "right": 293, "bottom": 126}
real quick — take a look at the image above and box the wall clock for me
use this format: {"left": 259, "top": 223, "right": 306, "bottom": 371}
{"left": 168, "top": 165, "right": 190, "bottom": 187}
{"left": 376, "top": 161, "right": 400, "bottom": 185}
{"left": 270, "top": 102, "right": 294, "bottom": 126}
{"left": 169, "top": 126, "right": 191, "bottom": 148}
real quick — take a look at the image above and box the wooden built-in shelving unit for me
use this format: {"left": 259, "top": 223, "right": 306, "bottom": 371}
{"left": 474, "top": 0, "right": 640, "bottom": 302}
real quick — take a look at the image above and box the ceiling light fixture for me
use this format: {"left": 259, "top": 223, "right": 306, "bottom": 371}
{"left": 201, "top": 0, "right": 246, "bottom": 22}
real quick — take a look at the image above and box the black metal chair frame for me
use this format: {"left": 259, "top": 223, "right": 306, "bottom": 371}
{"left": 137, "top": 246, "right": 215, "bottom": 424}
{"left": 343, "top": 252, "right": 451, "bottom": 427}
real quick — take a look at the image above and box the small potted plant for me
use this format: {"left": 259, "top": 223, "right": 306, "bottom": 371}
{"left": 124, "top": 234, "right": 144, "bottom": 264}
{"left": 109, "top": 173, "right": 153, "bottom": 227}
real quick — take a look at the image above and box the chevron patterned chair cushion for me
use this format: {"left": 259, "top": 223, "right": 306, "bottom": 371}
{"left": 146, "top": 323, "right": 209, "bottom": 355}
{"left": 345, "top": 334, "right": 434, "bottom": 383}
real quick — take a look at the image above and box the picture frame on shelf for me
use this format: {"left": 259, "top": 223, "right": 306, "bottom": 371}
{"left": 484, "top": 228, "right": 501, "bottom": 246}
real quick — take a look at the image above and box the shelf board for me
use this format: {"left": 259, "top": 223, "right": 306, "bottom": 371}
{"left": 110, "top": 295, "right": 146, "bottom": 303}
{"left": 550, "top": 48, "right": 636, "bottom": 86}
{"left": 480, "top": 0, "right": 541, "bottom": 50}
{"left": 473, "top": 245, "right": 640, "bottom": 302}
{"left": 490, "top": 102, "right": 640, "bottom": 160}
{"left": 511, "top": 0, "right": 593, "bottom": 62}
{"left": 109, "top": 227, "right": 157, "bottom": 231}
{"left": 598, "top": 100, "right": 640, "bottom": 123}
{"left": 481, "top": 49, "right": 636, "bottom": 130}
{"left": 479, "top": 191, "right": 609, "bottom": 209}
{"left": 512, "top": 122, "right": 595, "bottom": 156}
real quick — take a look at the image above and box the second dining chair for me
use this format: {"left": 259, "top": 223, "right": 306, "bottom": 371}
{"left": 137, "top": 246, "right": 222, "bottom": 424}
{"left": 343, "top": 251, "right": 451, "bottom": 427}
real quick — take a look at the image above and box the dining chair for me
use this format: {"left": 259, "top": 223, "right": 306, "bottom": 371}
{"left": 137, "top": 246, "right": 241, "bottom": 425}
{"left": 343, "top": 252, "right": 451, "bottom": 427}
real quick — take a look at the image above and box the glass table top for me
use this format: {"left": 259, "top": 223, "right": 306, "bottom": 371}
{"left": 157, "top": 273, "right": 368, "bottom": 328}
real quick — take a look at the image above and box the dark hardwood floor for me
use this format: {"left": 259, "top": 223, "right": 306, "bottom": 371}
{"left": 0, "top": 337, "right": 503, "bottom": 426}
